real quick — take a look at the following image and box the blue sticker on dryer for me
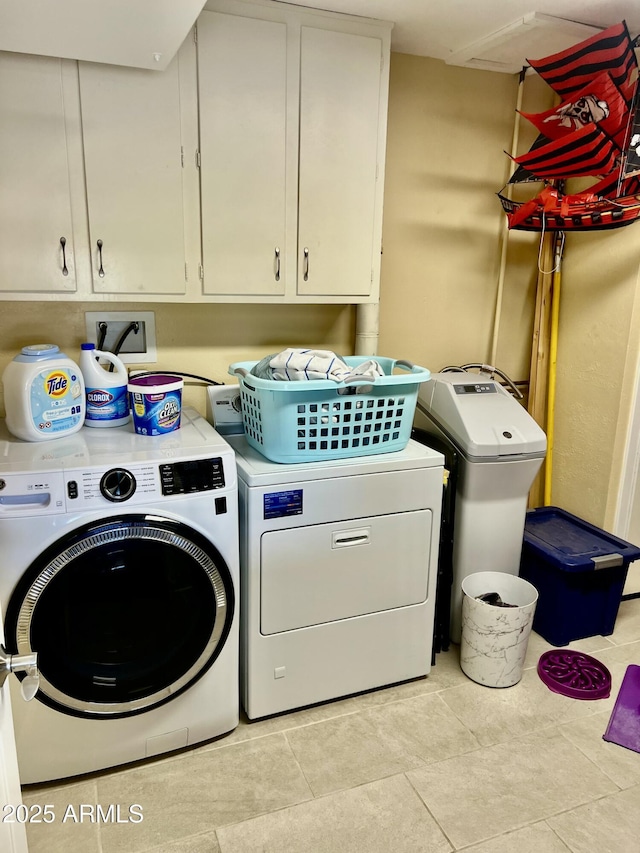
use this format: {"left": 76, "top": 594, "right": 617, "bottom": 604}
{"left": 264, "top": 489, "right": 303, "bottom": 519}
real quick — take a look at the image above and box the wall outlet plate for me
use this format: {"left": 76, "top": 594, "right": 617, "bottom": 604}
{"left": 84, "top": 311, "right": 157, "bottom": 364}
{"left": 206, "top": 385, "right": 244, "bottom": 435}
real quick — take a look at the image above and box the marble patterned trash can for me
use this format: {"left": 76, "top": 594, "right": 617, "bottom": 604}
{"left": 460, "top": 571, "right": 539, "bottom": 688}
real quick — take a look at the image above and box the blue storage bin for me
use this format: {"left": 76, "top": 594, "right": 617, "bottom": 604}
{"left": 229, "top": 357, "right": 431, "bottom": 463}
{"left": 519, "top": 506, "right": 640, "bottom": 646}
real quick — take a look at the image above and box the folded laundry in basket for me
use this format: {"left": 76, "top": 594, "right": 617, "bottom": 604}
{"left": 251, "top": 349, "right": 384, "bottom": 383}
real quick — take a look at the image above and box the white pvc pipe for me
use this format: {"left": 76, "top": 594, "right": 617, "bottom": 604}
{"left": 354, "top": 302, "right": 380, "bottom": 356}
{"left": 490, "top": 71, "right": 526, "bottom": 365}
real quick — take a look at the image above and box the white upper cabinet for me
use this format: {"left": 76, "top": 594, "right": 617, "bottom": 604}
{"left": 0, "top": 37, "right": 200, "bottom": 300}
{"left": 0, "top": 53, "right": 79, "bottom": 294}
{"left": 197, "top": 11, "right": 287, "bottom": 297}
{"left": 197, "top": 0, "right": 391, "bottom": 303}
{"left": 0, "top": 0, "right": 390, "bottom": 303}
{"left": 297, "top": 26, "right": 384, "bottom": 298}
{"left": 79, "top": 53, "right": 192, "bottom": 296}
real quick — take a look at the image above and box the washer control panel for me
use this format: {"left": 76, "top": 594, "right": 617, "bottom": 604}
{"left": 65, "top": 457, "right": 226, "bottom": 507}
{"left": 0, "top": 458, "right": 229, "bottom": 514}
{"left": 159, "top": 458, "right": 226, "bottom": 496}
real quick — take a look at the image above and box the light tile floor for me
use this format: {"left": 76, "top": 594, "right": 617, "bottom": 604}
{"left": 22, "top": 598, "right": 640, "bottom": 853}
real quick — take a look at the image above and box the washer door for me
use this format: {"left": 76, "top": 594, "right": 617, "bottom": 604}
{"left": 4, "top": 514, "right": 234, "bottom": 719}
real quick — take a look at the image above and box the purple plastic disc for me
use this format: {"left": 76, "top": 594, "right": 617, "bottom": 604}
{"left": 537, "top": 649, "right": 611, "bottom": 700}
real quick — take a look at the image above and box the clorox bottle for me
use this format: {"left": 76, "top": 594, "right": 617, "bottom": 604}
{"left": 2, "top": 344, "right": 86, "bottom": 441}
{"left": 79, "top": 343, "right": 130, "bottom": 428}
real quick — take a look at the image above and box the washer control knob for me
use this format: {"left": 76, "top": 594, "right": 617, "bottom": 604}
{"left": 100, "top": 468, "right": 137, "bottom": 502}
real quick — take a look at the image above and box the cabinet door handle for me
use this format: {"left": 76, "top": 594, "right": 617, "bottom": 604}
{"left": 59, "top": 236, "right": 68, "bottom": 276}
{"left": 274, "top": 247, "right": 280, "bottom": 282}
{"left": 96, "top": 239, "right": 105, "bottom": 277}
{"left": 303, "top": 247, "right": 309, "bottom": 281}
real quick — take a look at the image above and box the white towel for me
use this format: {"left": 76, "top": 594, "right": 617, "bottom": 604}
{"left": 268, "top": 349, "right": 383, "bottom": 383}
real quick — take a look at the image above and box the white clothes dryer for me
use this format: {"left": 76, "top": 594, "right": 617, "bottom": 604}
{"left": 227, "top": 436, "right": 444, "bottom": 720}
{"left": 0, "top": 408, "right": 239, "bottom": 784}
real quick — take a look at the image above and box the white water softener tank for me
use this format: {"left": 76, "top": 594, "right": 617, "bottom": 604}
{"left": 414, "top": 370, "right": 546, "bottom": 643}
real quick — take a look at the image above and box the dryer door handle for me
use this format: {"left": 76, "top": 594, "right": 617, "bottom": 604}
{"left": 331, "top": 528, "right": 370, "bottom": 549}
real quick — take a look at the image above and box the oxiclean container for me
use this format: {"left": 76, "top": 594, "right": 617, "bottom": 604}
{"left": 128, "top": 374, "right": 183, "bottom": 436}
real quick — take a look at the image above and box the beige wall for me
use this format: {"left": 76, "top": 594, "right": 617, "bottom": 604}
{"left": 378, "top": 53, "right": 546, "bottom": 383}
{"left": 553, "top": 229, "right": 640, "bottom": 529}
{"left": 379, "top": 52, "right": 640, "bottom": 530}
{"left": 0, "top": 302, "right": 355, "bottom": 417}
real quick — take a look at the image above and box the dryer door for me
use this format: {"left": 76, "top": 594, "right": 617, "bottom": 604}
{"left": 260, "top": 510, "right": 433, "bottom": 634}
{"left": 4, "top": 515, "right": 234, "bottom": 719}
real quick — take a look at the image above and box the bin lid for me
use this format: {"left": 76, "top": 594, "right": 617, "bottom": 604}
{"left": 523, "top": 506, "right": 640, "bottom": 572}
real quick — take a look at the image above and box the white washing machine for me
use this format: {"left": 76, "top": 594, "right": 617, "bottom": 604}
{"left": 0, "top": 408, "right": 239, "bottom": 784}
{"left": 227, "top": 435, "right": 444, "bottom": 720}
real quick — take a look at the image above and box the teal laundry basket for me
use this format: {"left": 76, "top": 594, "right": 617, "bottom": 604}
{"left": 228, "top": 357, "right": 431, "bottom": 463}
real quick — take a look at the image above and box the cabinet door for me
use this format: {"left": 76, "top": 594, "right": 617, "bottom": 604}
{"left": 297, "top": 27, "right": 383, "bottom": 297}
{"left": 0, "top": 606, "right": 28, "bottom": 853}
{"left": 79, "top": 57, "right": 188, "bottom": 295}
{"left": 0, "top": 53, "right": 77, "bottom": 294}
{"left": 197, "top": 11, "right": 287, "bottom": 296}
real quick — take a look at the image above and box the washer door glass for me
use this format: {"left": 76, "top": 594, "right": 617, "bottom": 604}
{"left": 5, "top": 515, "right": 234, "bottom": 719}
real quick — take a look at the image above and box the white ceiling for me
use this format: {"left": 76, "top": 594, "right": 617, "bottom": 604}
{"left": 276, "top": 0, "right": 640, "bottom": 68}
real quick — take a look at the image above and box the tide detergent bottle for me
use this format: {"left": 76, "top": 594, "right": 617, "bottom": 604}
{"left": 2, "top": 344, "right": 85, "bottom": 441}
{"left": 79, "top": 343, "right": 130, "bottom": 428}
